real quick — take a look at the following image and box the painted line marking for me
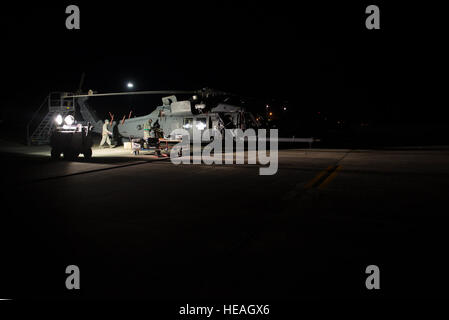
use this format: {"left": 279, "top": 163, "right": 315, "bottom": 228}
{"left": 303, "top": 165, "right": 334, "bottom": 189}
{"left": 318, "top": 165, "right": 342, "bottom": 189}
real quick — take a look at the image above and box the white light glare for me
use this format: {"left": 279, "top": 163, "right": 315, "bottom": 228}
{"left": 196, "top": 122, "right": 207, "bottom": 130}
{"left": 127, "top": 82, "right": 134, "bottom": 88}
{"left": 64, "top": 115, "right": 75, "bottom": 126}
{"left": 55, "top": 114, "right": 63, "bottom": 125}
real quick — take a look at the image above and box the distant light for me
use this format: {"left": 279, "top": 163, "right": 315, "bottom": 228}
{"left": 266, "top": 105, "right": 269, "bottom": 108}
{"left": 55, "top": 114, "right": 63, "bottom": 125}
{"left": 127, "top": 82, "right": 134, "bottom": 88}
{"left": 283, "top": 107, "right": 287, "bottom": 111}
{"left": 269, "top": 112, "right": 273, "bottom": 116}
{"left": 64, "top": 115, "right": 75, "bottom": 126}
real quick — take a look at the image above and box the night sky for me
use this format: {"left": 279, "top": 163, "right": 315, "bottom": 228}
{"left": 1, "top": 1, "right": 447, "bottom": 133}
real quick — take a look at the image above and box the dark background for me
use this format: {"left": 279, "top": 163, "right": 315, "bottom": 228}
{"left": 1, "top": 1, "right": 449, "bottom": 306}
{"left": 0, "top": 1, "right": 447, "bottom": 145}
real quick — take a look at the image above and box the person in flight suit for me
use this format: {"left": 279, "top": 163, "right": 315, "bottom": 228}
{"left": 99, "top": 119, "right": 113, "bottom": 148}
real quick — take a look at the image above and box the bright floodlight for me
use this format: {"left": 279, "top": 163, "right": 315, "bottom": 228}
{"left": 196, "top": 122, "right": 207, "bottom": 131}
{"left": 64, "top": 115, "right": 75, "bottom": 126}
{"left": 127, "top": 82, "right": 134, "bottom": 88}
{"left": 55, "top": 114, "right": 63, "bottom": 125}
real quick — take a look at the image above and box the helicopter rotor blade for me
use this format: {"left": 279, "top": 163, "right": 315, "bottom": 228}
{"left": 63, "top": 90, "right": 197, "bottom": 99}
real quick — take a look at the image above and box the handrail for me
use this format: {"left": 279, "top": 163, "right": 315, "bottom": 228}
{"left": 26, "top": 94, "right": 49, "bottom": 145}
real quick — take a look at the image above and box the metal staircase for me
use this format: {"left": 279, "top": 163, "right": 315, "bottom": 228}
{"left": 29, "top": 111, "right": 68, "bottom": 145}
{"left": 77, "top": 97, "right": 103, "bottom": 134}
{"left": 27, "top": 92, "right": 76, "bottom": 145}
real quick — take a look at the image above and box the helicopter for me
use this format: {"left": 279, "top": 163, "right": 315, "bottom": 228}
{"left": 70, "top": 88, "right": 264, "bottom": 143}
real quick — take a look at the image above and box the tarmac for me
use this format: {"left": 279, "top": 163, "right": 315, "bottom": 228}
{"left": 1, "top": 142, "right": 449, "bottom": 299}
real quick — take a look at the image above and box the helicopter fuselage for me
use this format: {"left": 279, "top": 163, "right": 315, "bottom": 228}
{"left": 116, "top": 100, "right": 259, "bottom": 142}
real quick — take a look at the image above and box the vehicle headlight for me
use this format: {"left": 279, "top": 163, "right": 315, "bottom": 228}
{"left": 55, "top": 114, "right": 63, "bottom": 125}
{"left": 64, "top": 115, "right": 75, "bottom": 126}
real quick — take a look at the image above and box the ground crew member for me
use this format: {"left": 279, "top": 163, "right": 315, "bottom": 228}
{"left": 111, "top": 120, "right": 120, "bottom": 145}
{"left": 153, "top": 119, "right": 162, "bottom": 138}
{"left": 143, "top": 119, "right": 153, "bottom": 141}
{"left": 99, "top": 119, "right": 113, "bottom": 148}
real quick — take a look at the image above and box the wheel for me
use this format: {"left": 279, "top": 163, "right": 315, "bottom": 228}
{"left": 51, "top": 148, "right": 61, "bottom": 160}
{"left": 83, "top": 148, "right": 92, "bottom": 160}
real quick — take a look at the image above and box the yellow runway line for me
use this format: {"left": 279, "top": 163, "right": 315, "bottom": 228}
{"left": 318, "top": 165, "right": 342, "bottom": 189}
{"left": 303, "top": 165, "right": 334, "bottom": 189}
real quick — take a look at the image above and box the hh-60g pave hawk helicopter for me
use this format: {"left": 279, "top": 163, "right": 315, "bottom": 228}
{"left": 42, "top": 88, "right": 315, "bottom": 160}
{"left": 67, "top": 88, "right": 264, "bottom": 144}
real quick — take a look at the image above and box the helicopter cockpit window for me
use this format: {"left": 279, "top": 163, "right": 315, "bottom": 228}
{"left": 183, "top": 118, "right": 193, "bottom": 129}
